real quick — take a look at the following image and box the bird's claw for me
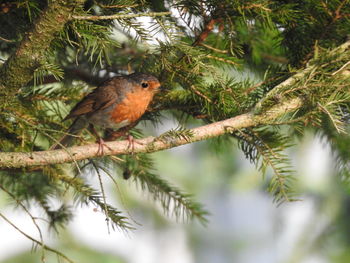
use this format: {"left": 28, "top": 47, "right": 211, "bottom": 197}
{"left": 126, "top": 135, "right": 145, "bottom": 154}
{"left": 96, "top": 138, "right": 112, "bottom": 156}
{"left": 127, "top": 135, "right": 135, "bottom": 154}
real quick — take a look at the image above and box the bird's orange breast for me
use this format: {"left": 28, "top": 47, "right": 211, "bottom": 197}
{"left": 110, "top": 89, "right": 154, "bottom": 124}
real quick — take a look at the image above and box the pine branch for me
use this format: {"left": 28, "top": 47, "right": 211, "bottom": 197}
{"left": 134, "top": 170, "right": 208, "bottom": 223}
{"left": 0, "top": 98, "right": 303, "bottom": 168}
{"left": 117, "top": 152, "right": 208, "bottom": 223}
{"left": 56, "top": 173, "right": 132, "bottom": 230}
{"left": 255, "top": 40, "right": 350, "bottom": 110}
{"left": 237, "top": 127, "right": 297, "bottom": 203}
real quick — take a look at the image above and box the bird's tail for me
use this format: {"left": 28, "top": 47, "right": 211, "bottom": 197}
{"left": 50, "top": 117, "right": 89, "bottom": 150}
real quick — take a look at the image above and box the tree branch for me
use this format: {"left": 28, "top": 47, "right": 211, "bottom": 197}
{"left": 255, "top": 40, "right": 350, "bottom": 110}
{"left": 0, "top": 98, "right": 302, "bottom": 168}
{"left": 0, "top": 0, "right": 84, "bottom": 97}
{"left": 192, "top": 18, "right": 222, "bottom": 46}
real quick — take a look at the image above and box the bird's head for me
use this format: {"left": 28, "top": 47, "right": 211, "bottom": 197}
{"left": 128, "top": 73, "right": 161, "bottom": 93}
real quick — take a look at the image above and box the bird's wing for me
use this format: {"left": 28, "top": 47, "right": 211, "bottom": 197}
{"left": 64, "top": 78, "right": 123, "bottom": 120}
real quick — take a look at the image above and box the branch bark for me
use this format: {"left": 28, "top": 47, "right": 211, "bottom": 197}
{"left": 0, "top": 98, "right": 302, "bottom": 168}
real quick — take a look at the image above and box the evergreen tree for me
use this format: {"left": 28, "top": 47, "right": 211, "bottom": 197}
{"left": 0, "top": 0, "right": 349, "bottom": 260}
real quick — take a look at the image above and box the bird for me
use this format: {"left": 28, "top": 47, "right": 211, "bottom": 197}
{"left": 51, "top": 72, "right": 161, "bottom": 153}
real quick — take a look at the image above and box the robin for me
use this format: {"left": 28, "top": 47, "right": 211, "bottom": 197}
{"left": 51, "top": 72, "right": 161, "bottom": 153}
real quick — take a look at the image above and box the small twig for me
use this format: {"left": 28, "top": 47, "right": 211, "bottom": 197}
{"left": 97, "top": 3, "right": 139, "bottom": 9}
{"left": 243, "top": 3, "right": 272, "bottom": 12}
{"left": 317, "top": 102, "right": 345, "bottom": 133}
{"left": 190, "top": 85, "right": 213, "bottom": 103}
{"left": 97, "top": 165, "right": 142, "bottom": 226}
{"left": 0, "top": 185, "right": 46, "bottom": 261}
{"left": 173, "top": 17, "right": 221, "bottom": 65}
{"left": 199, "top": 43, "right": 228, "bottom": 54}
{"left": 320, "top": 0, "right": 333, "bottom": 16}
{"left": 244, "top": 76, "right": 278, "bottom": 94}
{"left": 334, "top": 0, "right": 349, "bottom": 19}
{"left": 261, "top": 53, "right": 288, "bottom": 64}
{"left": 0, "top": 212, "right": 74, "bottom": 263}
{"left": 206, "top": 54, "right": 238, "bottom": 65}
{"left": 177, "top": 6, "right": 195, "bottom": 34}
{"left": 72, "top": 12, "right": 171, "bottom": 21}
{"left": 0, "top": 36, "right": 14, "bottom": 43}
{"left": 158, "top": 15, "right": 222, "bottom": 83}
{"left": 91, "top": 161, "right": 111, "bottom": 234}
{"left": 331, "top": 60, "right": 350, "bottom": 75}
{"left": 192, "top": 18, "right": 221, "bottom": 46}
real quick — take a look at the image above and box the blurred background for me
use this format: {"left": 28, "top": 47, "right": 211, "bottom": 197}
{"left": 1, "top": 119, "right": 350, "bottom": 263}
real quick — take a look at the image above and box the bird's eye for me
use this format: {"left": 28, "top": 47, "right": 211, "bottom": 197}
{"left": 141, "top": 82, "right": 149, "bottom": 88}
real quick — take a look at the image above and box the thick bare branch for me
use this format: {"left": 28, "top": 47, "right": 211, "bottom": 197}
{"left": 0, "top": 98, "right": 302, "bottom": 168}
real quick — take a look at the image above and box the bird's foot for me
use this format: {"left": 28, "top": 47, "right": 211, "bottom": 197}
{"left": 127, "top": 134, "right": 135, "bottom": 153}
{"left": 126, "top": 134, "right": 145, "bottom": 154}
{"left": 96, "top": 137, "right": 112, "bottom": 156}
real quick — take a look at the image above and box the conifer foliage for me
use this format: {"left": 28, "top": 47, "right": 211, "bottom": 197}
{"left": 0, "top": 0, "right": 350, "bottom": 260}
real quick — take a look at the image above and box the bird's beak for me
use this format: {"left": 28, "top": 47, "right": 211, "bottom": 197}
{"left": 149, "top": 81, "right": 162, "bottom": 91}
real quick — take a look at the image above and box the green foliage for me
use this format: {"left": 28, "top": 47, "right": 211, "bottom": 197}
{"left": 237, "top": 127, "right": 297, "bottom": 203}
{"left": 158, "top": 126, "right": 194, "bottom": 143}
{"left": 57, "top": 171, "right": 133, "bottom": 230}
{"left": 33, "top": 63, "right": 64, "bottom": 87}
